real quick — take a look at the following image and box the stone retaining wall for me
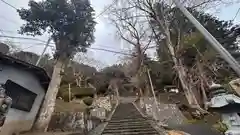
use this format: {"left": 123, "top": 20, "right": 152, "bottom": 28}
{"left": 48, "top": 96, "right": 117, "bottom": 132}
{"left": 136, "top": 97, "right": 186, "bottom": 126}
{"left": 48, "top": 112, "right": 101, "bottom": 132}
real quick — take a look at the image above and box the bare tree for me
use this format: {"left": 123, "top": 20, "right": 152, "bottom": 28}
{"left": 106, "top": 0, "right": 239, "bottom": 112}
{"left": 107, "top": 0, "right": 155, "bottom": 95}
{"left": 74, "top": 51, "right": 106, "bottom": 70}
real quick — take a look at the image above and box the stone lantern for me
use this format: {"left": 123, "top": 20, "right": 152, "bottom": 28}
{"left": 206, "top": 82, "right": 240, "bottom": 135}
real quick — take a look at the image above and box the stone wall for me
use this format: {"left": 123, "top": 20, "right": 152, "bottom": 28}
{"left": 48, "top": 112, "right": 101, "bottom": 132}
{"left": 91, "top": 96, "right": 117, "bottom": 120}
{"left": 48, "top": 96, "right": 117, "bottom": 132}
{"left": 92, "top": 96, "right": 112, "bottom": 111}
{"left": 136, "top": 97, "right": 186, "bottom": 126}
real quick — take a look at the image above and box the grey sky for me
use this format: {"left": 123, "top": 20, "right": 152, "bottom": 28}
{"left": 0, "top": 0, "right": 239, "bottom": 68}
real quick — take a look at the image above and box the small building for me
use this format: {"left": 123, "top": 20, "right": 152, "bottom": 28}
{"left": 0, "top": 53, "right": 50, "bottom": 135}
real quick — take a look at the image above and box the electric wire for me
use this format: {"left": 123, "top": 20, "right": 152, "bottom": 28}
{"left": 0, "top": 0, "right": 132, "bottom": 56}
{"left": 0, "top": 0, "right": 17, "bottom": 10}
{"left": 233, "top": 8, "right": 240, "bottom": 21}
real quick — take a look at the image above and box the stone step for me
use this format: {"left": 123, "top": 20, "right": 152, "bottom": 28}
{"left": 102, "top": 128, "right": 159, "bottom": 134}
{"left": 101, "top": 103, "right": 160, "bottom": 135}
{"left": 113, "top": 111, "right": 140, "bottom": 114}
{"left": 105, "top": 124, "right": 153, "bottom": 130}
{"left": 108, "top": 120, "right": 149, "bottom": 125}
{"left": 112, "top": 114, "right": 143, "bottom": 118}
{"left": 111, "top": 115, "right": 143, "bottom": 118}
{"left": 102, "top": 131, "right": 159, "bottom": 135}
{"left": 113, "top": 112, "right": 141, "bottom": 116}
{"left": 104, "top": 127, "right": 155, "bottom": 132}
{"left": 102, "top": 133, "right": 159, "bottom": 135}
{"left": 107, "top": 121, "right": 150, "bottom": 127}
{"left": 113, "top": 112, "right": 142, "bottom": 115}
{"left": 113, "top": 114, "right": 141, "bottom": 117}
{"left": 110, "top": 118, "right": 144, "bottom": 121}
{"left": 109, "top": 118, "right": 146, "bottom": 123}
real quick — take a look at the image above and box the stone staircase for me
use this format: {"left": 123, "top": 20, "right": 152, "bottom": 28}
{"left": 101, "top": 103, "right": 160, "bottom": 135}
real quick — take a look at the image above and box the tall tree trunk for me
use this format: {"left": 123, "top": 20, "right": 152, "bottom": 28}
{"left": 197, "top": 62, "right": 209, "bottom": 110}
{"left": 135, "top": 44, "right": 146, "bottom": 97}
{"left": 145, "top": 84, "right": 151, "bottom": 96}
{"left": 139, "top": 88, "right": 144, "bottom": 97}
{"left": 83, "top": 107, "right": 91, "bottom": 134}
{"left": 164, "top": 27, "right": 201, "bottom": 109}
{"left": 153, "top": 12, "right": 202, "bottom": 109}
{"left": 33, "top": 56, "right": 65, "bottom": 131}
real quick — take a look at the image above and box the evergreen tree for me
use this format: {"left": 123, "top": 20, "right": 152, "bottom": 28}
{"left": 18, "top": 0, "right": 96, "bottom": 131}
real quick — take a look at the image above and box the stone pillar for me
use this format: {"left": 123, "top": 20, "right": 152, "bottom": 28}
{"left": 222, "top": 113, "right": 240, "bottom": 135}
{"left": 229, "top": 78, "right": 240, "bottom": 97}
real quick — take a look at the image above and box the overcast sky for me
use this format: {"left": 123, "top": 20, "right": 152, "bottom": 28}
{"left": 0, "top": 0, "right": 239, "bottom": 68}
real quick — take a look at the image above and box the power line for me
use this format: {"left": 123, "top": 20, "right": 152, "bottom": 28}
{"left": 95, "top": 0, "right": 118, "bottom": 18}
{"left": 0, "top": 0, "right": 129, "bottom": 56}
{"left": 0, "top": 0, "right": 17, "bottom": 10}
{"left": 0, "top": 40, "right": 55, "bottom": 48}
{"left": 0, "top": 40, "right": 46, "bottom": 45}
{"left": 0, "top": 0, "right": 118, "bottom": 46}
{"left": 0, "top": 37, "right": 130, "bottom": 55}
{"left": 233, "top": 8, "right": 240, "bottom": 21}
{"left": 0, "top": 30, "right": 18, "bottom": 34}
{"left": 95, "top": 44, "right": 130, "bottom": 51}
{"left": 0, "top": 15, "right": 19, "bottom": 25}
{"left": 0, "top": 0, "right": 117, "bottom": 42}
{"left": 0, "top": 35, "right": 130, "bottom": 51}
{"left": 20, "top": 45, "right": 36, "bottom": 51}
{"left": 89, "top": 47, "right": 134, "bottom": 56}
{"left": 0, "top": 35, "right": 133, "bottom": 56}
{"left": 0, "top": 35, "right": 50, "bottom": 43}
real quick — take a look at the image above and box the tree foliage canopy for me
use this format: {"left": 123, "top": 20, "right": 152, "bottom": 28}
{"left": 153, "top": 5, "right": 240, "bottom": 57}
{"left": 149, "top": 4, "right": 240, "bottom": 89}
{"left": 18, "top": 0, "right": 96, "bottom": 58}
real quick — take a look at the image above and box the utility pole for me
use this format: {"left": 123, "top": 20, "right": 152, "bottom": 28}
{"left": 173, "top": 0, "right": 240, "bottom": 76}
{"left": 36, "top": 37, "right": 51, "bottom": 66}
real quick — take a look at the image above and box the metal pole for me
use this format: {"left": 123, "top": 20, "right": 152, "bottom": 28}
{"left": 36, "top": 37, "right": 51, "bottom": 66}
{"left": 173, "top": 0, "right": 240, "bottom": 76}
{"left": 68, "top": 83, "right": 71, "bottom": 102}
{"left": 147, "top": 69, "right": 159, "bottom": 111}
